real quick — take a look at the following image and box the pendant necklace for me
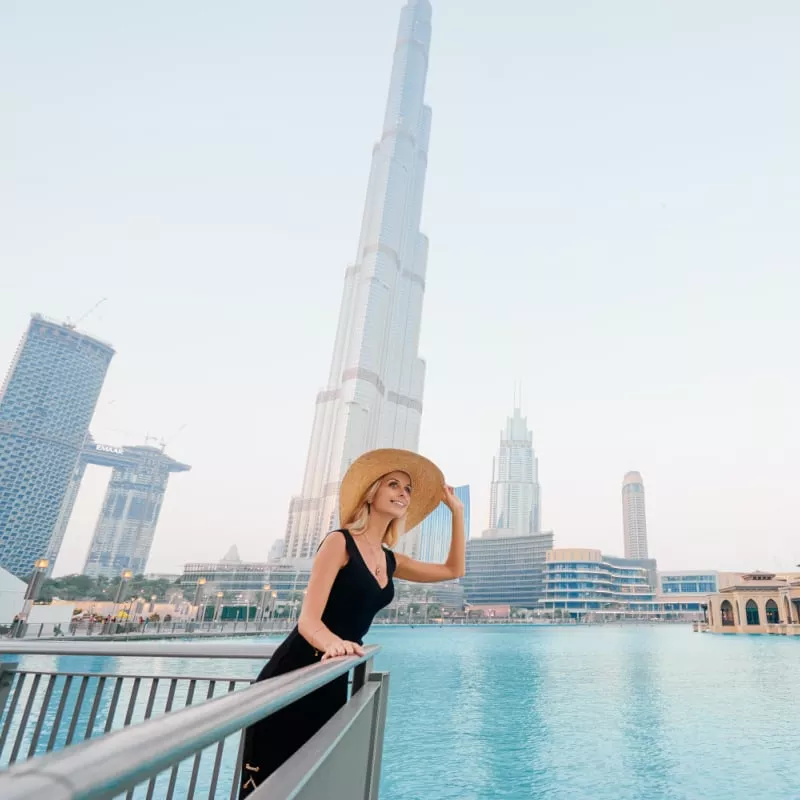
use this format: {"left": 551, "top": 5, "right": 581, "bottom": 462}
{"left": 361, "top": 535, "right": 383, "bottom": 577}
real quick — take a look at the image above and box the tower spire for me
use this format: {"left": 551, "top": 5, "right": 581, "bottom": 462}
{"left": 284, "top": 1, "right": 435, "bottom": 560}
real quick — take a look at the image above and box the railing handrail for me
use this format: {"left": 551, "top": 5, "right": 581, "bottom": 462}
{"left": 0, "top": 646, "right": 379, "bottom": 799}
{"left": 0, "top": 640, "right": 279, "bottom": 659}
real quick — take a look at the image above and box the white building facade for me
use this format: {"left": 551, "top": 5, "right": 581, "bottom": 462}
{"left": 284, "top": 0, "right": 435, "bottom": 559}
{"left": 622, "top": 471, "right": 649, "bottom": 559}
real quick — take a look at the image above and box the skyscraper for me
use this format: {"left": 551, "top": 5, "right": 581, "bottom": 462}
{"left": 488, "top": 405, "right": 541, "bottom": 535}
{"left": 284, "top": 0, "right": 434, "bottom": 559}
{"left": 622, "top": 471, "right": 649, "bottom": 559}
{"left": 414, "top": 485, "right": 470, "bottom": 563}
{"left": 82, "top": 444, "right": 190, "bottom": 579}
{"left": 0, "top": 314, "right": 115, "bottom": 577}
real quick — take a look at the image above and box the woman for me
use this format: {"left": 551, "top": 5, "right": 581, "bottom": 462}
{"left": 239, "top": 448, "right": 465, "bottom": 797}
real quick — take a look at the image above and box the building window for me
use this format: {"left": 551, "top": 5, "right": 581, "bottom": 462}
{"left": 765, "top": 599, "right": 780, "bottom": 624}
{"left": 720, "top": 600, "right": 734, "bottom": 626}
{"left": 745, "top": 599, "right": 760, "bottom": 626}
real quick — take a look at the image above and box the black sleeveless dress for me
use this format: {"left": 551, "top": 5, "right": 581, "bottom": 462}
{"left": 239, "top": 529, "right": 396, "bottom": 797}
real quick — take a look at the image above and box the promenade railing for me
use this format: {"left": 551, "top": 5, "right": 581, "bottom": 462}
{"left": 0, "top": 640, "right": 388, "bottom": 799}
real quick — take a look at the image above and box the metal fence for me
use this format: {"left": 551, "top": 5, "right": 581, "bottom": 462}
{"left": 0, "top": 640, "right": 388, "bottom": 800}
{"left": 1, "top": 619, "right": 294, "bottom": 640}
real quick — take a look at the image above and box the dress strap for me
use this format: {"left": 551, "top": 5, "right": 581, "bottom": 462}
{"left": 383, "top": 546, "right": 397, "bottom": 579}
{"left": 316, "top": 528, "right": 358, "bottom": 558}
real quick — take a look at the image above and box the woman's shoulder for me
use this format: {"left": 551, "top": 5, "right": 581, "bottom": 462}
{"left": 317, "top": 529, "right": 354, "bottom": 557}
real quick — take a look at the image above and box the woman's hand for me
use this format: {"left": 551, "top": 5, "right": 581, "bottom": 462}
{"left": 442, "top": 484, "right": 464, "bottom": 515}
{"left": 321, "top": 638, "right": 365, "bottom": 662}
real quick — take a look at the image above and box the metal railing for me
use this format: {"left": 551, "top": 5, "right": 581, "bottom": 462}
{"left": 0, "top": 640, "right": 388, "bottom": 799}
{"left": 1, "top": 619, "right": 295, "bottom": 640}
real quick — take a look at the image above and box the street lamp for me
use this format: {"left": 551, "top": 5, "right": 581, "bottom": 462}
{"left": 15, "top": 558, "right": 50, "bottom": 637}
{"left": 267, "top": 591, "right": 277, "bottom": 626}
{"left": 258, "top": 584, "right": 271, "bottom": 621}
{"left": 194, "top": 577, "right": 207, "bottom": 622}
{"left": 214, "top": 591, "right": 224, "bottom": 623}
{"left": 113, "top": 570, "right": 134, "bottom": 610}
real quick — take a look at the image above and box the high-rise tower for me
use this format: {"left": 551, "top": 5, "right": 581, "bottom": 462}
{"left": 0, "top": 314, "right": 114, "bottom": 577}
{"left": 622, "top": 471, "right": 648, "bottom": 559}
{"left": 284, "top": 0, "right": 434, "bottom": 559}
{"left": 488, "top": 406, "right": 541, "bottom": 535}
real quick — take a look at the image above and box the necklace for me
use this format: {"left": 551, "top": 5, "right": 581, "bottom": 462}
{"left": 357, "top": 534, "right": 384, "bottom": 577}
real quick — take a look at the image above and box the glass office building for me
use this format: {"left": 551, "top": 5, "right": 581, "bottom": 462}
{"left": 0, "top": 315, "right": 114, "bottom": 577}
{"left": 416, "top": 484, "right": 470, "bottom": 563}
{"left": 463, "top": 532, "right": 554, "bottom": 608}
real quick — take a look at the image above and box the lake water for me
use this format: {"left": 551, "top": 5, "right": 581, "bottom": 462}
{"left": 4, "top": 625, "right": 800, "bottom": 799}
{"left": 371, "top": 625, "right": 799, "bottom": 800}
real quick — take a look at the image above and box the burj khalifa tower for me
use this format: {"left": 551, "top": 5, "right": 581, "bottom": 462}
{"left": 284, "top": 0, "right": 434, "bottom": 559}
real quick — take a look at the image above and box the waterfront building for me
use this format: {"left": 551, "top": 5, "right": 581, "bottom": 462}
{"left": 622, "top": 471, "right": 648, "bottom": 559}
{"left": 704, "top": 571, "right": 800, "bottom": 635}
{"left": 463, "top": 532, "right": 554, "bottom": 609}
{"left": 397, "top": 485, "right": 470, "bottom": 561}
{"left": 0, "top": 314, "right": 115, "bottom": 577}
{"left": 181, "top": 559, "right": 313, "bottom": 602}
{"left": 488, "top": 405, "right": 541, "bottom": 535}
{"left": 658, "top": 571, "right": 718, "bottom": 595}
{"left": 82, "top": 444, "right": 190, "bottom": 579}
{"left": 540, "top": 548, "right": 704, "bottom": 620}
{"left": 284, "top": 0, "right": 435, "bottom": 560}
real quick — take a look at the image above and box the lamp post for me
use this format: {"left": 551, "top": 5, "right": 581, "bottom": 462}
{"left": 269, "top": 591, "right": 277, "bottom": 626}
{"left": 258, "top": 584, "right": 271, "bottom": 622}
{"left": 15, "top": 558, "right": 49, "bottom": 638}
{"left": 194, "top": 577, "right": 207, "bottom": 622}
{"left": 112, "top": 570, "right": 134, "bottom": 618}
{"left": 214, "top": 591, "right": 224, "bottom": 623}
{"left": 148, "top": 594, "right": 157, "bottom": 614}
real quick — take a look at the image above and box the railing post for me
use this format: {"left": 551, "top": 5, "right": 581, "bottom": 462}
{"left": 365, "top": 672, "right": 390, "bottom": 800}
{"left": 0, "top": 661, "right": 19, "bottom": 727}
{"left": 352, "top": 656, "right": 372, "bottom": 694}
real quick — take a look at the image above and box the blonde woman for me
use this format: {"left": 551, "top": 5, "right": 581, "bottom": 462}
{"left": 239, "top": 448, "right": 465, "bottom": 797}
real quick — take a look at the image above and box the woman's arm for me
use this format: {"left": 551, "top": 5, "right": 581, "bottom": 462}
{"left": 298, "top": 531, "right": 364, "bottom": 659}
{"left": 394, "top": 486, "right": 466, "bottom": 583}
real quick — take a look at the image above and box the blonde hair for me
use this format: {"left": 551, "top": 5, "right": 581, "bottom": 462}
{"left": 343, "top": 474, "right": 407, "bottom": 549}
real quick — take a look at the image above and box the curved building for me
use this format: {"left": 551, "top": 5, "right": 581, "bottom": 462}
{"left": 0, "top": 315, "right": 114, "bottom": 577}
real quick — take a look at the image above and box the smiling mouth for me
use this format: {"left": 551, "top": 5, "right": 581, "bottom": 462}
{"left": 391, "top": 500, "right": 407, "bottom": 508}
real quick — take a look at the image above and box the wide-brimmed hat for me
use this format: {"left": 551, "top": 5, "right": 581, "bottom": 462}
{"left": 339, "top": 448, "right": 444, "bottom": 533}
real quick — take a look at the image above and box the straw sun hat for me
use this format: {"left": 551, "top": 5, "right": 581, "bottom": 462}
{"left": 339, "top": 449, "right": 445, "bottom": 534}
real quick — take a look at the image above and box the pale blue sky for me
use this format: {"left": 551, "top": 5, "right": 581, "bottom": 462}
{"left": 2, "top": 0, "right": 798, "bottom": 576}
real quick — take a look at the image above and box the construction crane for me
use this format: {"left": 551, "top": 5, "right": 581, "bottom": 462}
{"left": 65, "top": 297, "right": 107, "bottom": 330}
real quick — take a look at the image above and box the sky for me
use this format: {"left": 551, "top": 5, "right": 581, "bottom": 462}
{"left": 1, "top": 0, "right": 799, "bottom": 577}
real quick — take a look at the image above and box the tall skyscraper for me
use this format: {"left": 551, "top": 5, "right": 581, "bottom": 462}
{"left": 82, "top": 444, "right": 190, "bottom": 579}
{"left": 622, "top": 471, "right": 649, "bottom": 559}
{"left": 488, "top": 405, "right": 541, "bottom": 535}
{"left": 284, "top": 0, "right": 435, "bottom": 559}
{"left": 0, "top": 314, "right": 115, "bottom": 577}
{"left": 412, "top": 485, "right": 470, "bottom": 563}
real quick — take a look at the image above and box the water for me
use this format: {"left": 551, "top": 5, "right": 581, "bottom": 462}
{"left": 5, "top": 626, "right": 800, "bottom": 799}
{"left": 370, "top": 625, "right": 800, "bottom": 800}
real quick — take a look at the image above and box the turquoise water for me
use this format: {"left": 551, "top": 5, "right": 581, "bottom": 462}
{"left": 371, "top": 625, "right": 800, "bottom": 800}
{"left": 5, "top": 626, "right": 800, "bottom": 799}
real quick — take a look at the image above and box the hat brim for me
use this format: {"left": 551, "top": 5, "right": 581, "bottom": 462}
{"left": 339, "top": 449, "right": 444, "bottom": 535}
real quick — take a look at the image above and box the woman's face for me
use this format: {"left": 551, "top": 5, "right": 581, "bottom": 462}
{"left": 371, "top": 471, "right": 412, "bottom": 520}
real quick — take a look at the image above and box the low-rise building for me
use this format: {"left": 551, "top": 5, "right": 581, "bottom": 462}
{"left": 541, "top": 549, "right": 706, "bottom": 621}
{"left": 705, "top": 571, "right": 800, "bottom": 635}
